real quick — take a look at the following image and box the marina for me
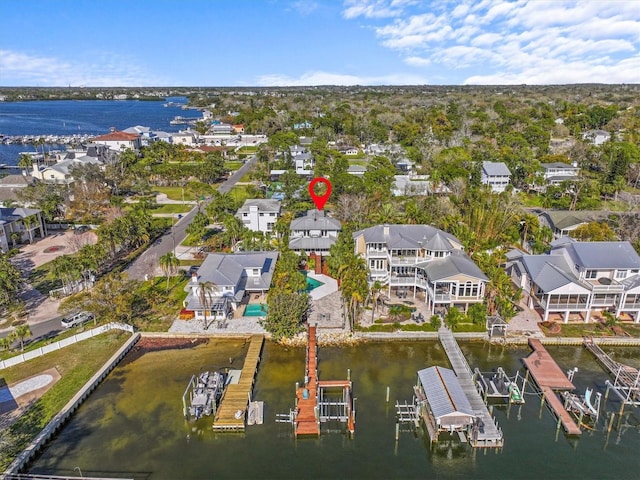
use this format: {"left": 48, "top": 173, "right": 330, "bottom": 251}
{"left": 23, "top": 340, "right": 640, "bottom": 479}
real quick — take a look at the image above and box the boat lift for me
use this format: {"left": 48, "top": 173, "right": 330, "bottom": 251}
{"left": 474, "top": 367, "right": 526, "bottom": 404}
{"left": 562, "top": 387, "right": 602, "bottom": 427}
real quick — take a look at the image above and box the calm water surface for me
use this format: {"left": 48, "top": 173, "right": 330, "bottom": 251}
{"left": 28, "top": 340, "right": 640, "bottom": 479}
{"left": 0, "top": 97, "right": 201, "bottom": 165}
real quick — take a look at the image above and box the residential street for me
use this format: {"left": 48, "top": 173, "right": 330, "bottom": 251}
{"left": 125, "top": 155, "right": 257, "bottom": 280}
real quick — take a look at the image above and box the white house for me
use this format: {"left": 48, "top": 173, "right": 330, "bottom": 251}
{"left": 183, "top": 252, "right": 278, "bottom": 322}
{"left": 506, "top": 238, "right": 640, "bottom": 323}
{"left": 289, "top": 209, "right": 342, "bottom": 257}
{"left": 540, "top": 162, "right": 580, "bottom": 186}
{"left": 0, "top": 207, "right": 46, "bottom": 252}
{"left": 481, "top": 161, "right": 512, "bottom": 193}
{"left": 236, "top": 199, "right": 281, "bottom": 233}
{"left": 171, "top": 130, "right": 199, "bottom": 146}
{"left": 582, "top": 129, "right": 611, "bottom": 146}
{"left": 353, "top": 224, "right": 488, "bottom": 315}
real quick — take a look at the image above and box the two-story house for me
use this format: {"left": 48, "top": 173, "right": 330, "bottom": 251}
{"left": 236, "top": 199, "right": 281, "bottom": 234}
{"left": 507, "top": 238, "right": 640, "bottom": 323}
{"left": 481, "top": 161, "right": 512, "bottom": 193}
{"left": 353, "top": 225, "right": 488, "bottom": 315}
{"left": 540, "top": 162, "right": 580, "bottom": 187}
{"left": 183, "top": 252, "right": 278, "bottom": 322}
{"left": 289, "top": 209, "right": 341, "bottom": 257}
{"left": 0, "top": 207, "right": 46, "bottom": 252}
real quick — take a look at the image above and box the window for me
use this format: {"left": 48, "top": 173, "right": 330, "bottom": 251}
{"left": 615, "top": 270, "right": 626, "bottom": 279}
{"left": 252, "top": 268, "right": 260, "bottom": 276}
{"left": 259, "top": 213, "right": 264, "bottom": 217}
{"left": 243, "top": 213, "right": 248, "bottom": 217}
{"left": 585, "top": 270, "right": 597, "bottom": 279}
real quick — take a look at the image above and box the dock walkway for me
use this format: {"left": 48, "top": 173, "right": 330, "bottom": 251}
{"left": 584, "top": 336, "right": 640, "bottom": 387}
{"left": 295, "top": 325, "right": 320, "bottom": 436}
{"left": 523, "top": 338, "right": 581, "bottom": 435}
{"left": 213, "top": 335, "right": 264, "bottom": 431}
{"left": 438, "top": 328, "right": 504, "bottom": 447}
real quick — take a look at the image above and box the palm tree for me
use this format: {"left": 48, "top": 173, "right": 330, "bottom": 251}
{"left": 198, "top": 281, "right": 216, "bottom": 329}
{"left": 370, "top": 280, "right": 383, "bottom": 324}
{"left": 12, "top": 324, "right": 32, "bottom": 352}
{"left": 159, "top": 252, "right": 179, "bottom": 292}
{"left": 22, "top": 215, "right": 37, "bottom": 244}
{"left": 18, "top": 153, "right": 33, "bottom": 176}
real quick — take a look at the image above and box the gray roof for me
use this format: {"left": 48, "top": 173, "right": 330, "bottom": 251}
{"left": 289, "top": 236, "right": 337, "bottom": 251}
{"left": 482, "top": 161, "right": 511, "bottom": 176}
{"left": 353, "top": 224, "right": 461, "bottom": 251}
{"left": 555, "top": 240, "right": 640, "bottom": 270}
{"left": 417, "top": 366, "right": 475, "bottom": 420}
{"left": 0, "top": 174, "right": 33, "bottom": 186}
{"left": 237, "top": 199, "right": 281, "bottom": 213}
{"left": 187, "top": 252, "right": 278, "bottom": 296}
{"left": 290, "top": 209, "right": 341, "bottom": 231}
{"left": 541, "top": 162, "right": 579, "bottom": 170}
{"left": 419, "top": 250, "right": 489, "bottom": 282}
{"left": 0, "top": 207, "right": 40, "bottom": 222}
{"left": 621, "top": 274, "right": 640, "bottom": 291}
{"left": 542, "top": 210, "right": 605, "bottom": 230}
{"left": 521, "top": 256, "right": 583, "bottom": 292}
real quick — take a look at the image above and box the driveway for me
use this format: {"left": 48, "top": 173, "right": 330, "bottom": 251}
{"left": 1, "top": 230, "right": 97, "bottom": 334}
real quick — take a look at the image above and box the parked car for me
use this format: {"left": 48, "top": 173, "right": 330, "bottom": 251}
{"left": 61, "top": 311, "right": 95, "bottom": 328}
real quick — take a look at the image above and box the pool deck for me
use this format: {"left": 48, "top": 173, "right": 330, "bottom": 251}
{"left": 306, "top": 272, "right": 338, "bottom": 300}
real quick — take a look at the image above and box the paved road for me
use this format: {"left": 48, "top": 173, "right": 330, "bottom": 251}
{"left": 126, "top": 155, "right": 257, "bottom": 280}
{"left": 0, "top": 315, "right": 64, "bottom": 348}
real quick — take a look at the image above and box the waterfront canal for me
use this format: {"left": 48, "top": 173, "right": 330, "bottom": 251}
{"left": 28, "top": 339, "right": 640, "bottom": 479}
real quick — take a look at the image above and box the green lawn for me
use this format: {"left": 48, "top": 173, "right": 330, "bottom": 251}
{"left": 225, "top": 161, "right": 244, "bottom": 171}
{"left": 150, "top": 203, "right": 193, "bottom": 215}
{"left": 154, "top": 186, "right": 197, "bottom": 202}
{"left": 453, "top": 322, "right": 486, "bottom": 333}
{"left": 0, "top": 331, "right": 129, "bottom": 471}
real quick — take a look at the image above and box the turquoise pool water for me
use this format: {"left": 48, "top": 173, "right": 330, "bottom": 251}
{"left": 243, "top": 303, "right": 267, "bottom": 316}
{"left": 302, "top": 271, "right": 324, "bottom": 292}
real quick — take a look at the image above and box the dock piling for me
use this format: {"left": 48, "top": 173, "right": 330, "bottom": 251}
{"left": 386, "top": 386, "right": 390, "bottom": 403}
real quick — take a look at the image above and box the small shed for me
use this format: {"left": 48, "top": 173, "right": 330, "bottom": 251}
{"left": 417, "top": 366, "right": 475, "bottom": 432}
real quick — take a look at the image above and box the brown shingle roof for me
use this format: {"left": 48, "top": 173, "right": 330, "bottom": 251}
{"left": 92, "top": 131, "right": 140, "bottom": 141}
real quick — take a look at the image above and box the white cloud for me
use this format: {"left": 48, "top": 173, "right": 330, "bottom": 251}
{"left": 254, "top": 70, "right": 430, "bottom": 86}
{"left": 290, "top": 1, "right": 319, "bottom": 16}
{"left": 342, "top": 0, "right": 415, "bottom": 19}
{"left": 0, "top": 49, "right": 165, "bottom": 86}
{"left": 343, "top": 0, "right": 640, "bottom": 84}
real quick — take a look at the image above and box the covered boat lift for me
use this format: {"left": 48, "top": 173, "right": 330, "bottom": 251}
{"left": 415, "top": 366, "right": 476, "bottom": 444}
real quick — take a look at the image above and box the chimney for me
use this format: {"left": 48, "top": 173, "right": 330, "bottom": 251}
{"left": 191, "top": 272, "right": 198, "bottom": 283}
{"left": 383, "top": 225, "right": 389, "bottom": 237}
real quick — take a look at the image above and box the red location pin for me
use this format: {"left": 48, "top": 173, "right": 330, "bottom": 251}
{"left": 308, "top": 177, "right": 332, "bottom": 210}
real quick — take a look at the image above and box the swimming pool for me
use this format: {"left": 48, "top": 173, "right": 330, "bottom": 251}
{"left": 302, "top": 271, "right": 324, "bottom": 292}
{"left": 243, "top": 304, "right": 268, "bottom": 316}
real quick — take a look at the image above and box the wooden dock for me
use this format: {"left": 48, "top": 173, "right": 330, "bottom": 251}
{"left": 213, "top": 335, "right": 264, "bottom": 432}
{"left": 523, "top": 338, "right": 581, "bottom": 435}
{"left": 295, "top": 325, "right": 320, "bottom": 436}
{"left": 438, "top": 329, "right": 504, "bottom": 448}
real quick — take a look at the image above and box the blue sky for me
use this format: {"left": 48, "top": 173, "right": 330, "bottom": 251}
{"left": 1, "top": 0, "right": 639, "bottom": 86}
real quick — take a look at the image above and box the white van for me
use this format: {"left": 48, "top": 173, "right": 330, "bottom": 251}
{"left": 61, "top": 311, "right": 95, "bottom": 328}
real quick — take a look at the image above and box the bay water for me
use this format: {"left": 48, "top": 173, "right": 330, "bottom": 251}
{"left": 26, "top": 339, "right": 640, "bottom": 479}
{"left": 0, "top": 97, "right": 201, "bottom": 165}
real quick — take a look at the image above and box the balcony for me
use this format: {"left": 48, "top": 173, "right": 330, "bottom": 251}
{"left": 389, "top": 276, "right": 417, "bottom": 286}
{"left": 389, "top": 255, "right": 420, "bottom": 266}
{"left": 366, "top": 248, "right": 387, "bottom": 257}
{"left": 588, "top": 278, "right": 625, "bottom": 294}
{"left": 543, "top": 302, "right": 589, "bottom": 310}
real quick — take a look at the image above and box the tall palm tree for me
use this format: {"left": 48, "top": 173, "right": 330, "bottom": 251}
{"left": 370, "top": 280, "right": 383, "bottom": 324}
{"left": 18, "top": 154, "right": 33, "bottom": 176}
{"left": 159, "top": 252, "right": 180, "bottom": 292}
{"left": 22, "top": 215, "right": 37, "bottom": 244}
{"left": 198, "top": 281, "right": 216, "bottom": 329}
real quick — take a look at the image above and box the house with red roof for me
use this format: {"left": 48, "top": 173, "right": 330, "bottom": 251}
{"left": 92, "top": 129, "right": 142, "bottom": 151}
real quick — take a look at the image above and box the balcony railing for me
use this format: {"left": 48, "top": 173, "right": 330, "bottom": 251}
{"left": 366, "top": 248, "right": 387, "bottom": 256}
{"left": 543, "top": 302, "right": 589, "bottom": 310}
{"left": 590, "top": 284, "right": 625, "bottom": 293}
{"left": 389, "top": 255, "right": 421, "bottom": 265}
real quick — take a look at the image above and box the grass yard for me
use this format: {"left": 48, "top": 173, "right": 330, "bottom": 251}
{"left": 225, "top": 161, "right": 243, "bottom": 171}
{"left": 0, "top": 331, "right": 129, "bottom": 471}
{"left": 154, "top": 186, "right": 197, "bottom": 202}
{"left": 453, "top": 322, "right": 487, "bottom": 333}
{"left": 150, "top": 203, "right": 193, "bottom": 215}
